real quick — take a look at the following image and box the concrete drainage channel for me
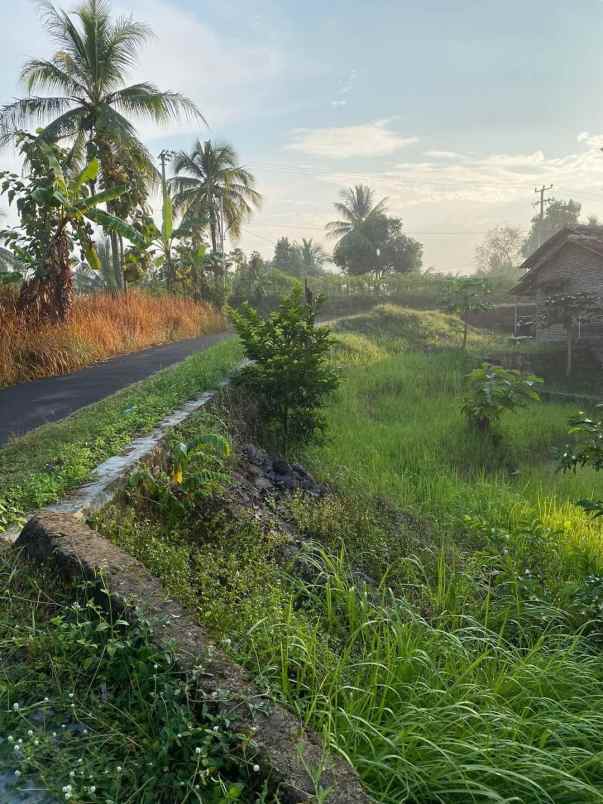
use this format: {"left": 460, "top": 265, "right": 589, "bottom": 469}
{"left": 0, "top": 380, "right": 371, "bottom": 803}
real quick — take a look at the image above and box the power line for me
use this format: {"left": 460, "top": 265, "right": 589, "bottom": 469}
{"left": 245, "top": 222, "right": 496, "bottom": 235}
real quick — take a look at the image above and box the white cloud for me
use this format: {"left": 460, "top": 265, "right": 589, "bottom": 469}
{"left": 118, "top": 0, "right": 285, "bottom": 136}
{"left": 331, "top": 100, "right": 348, "bottom": 108}
{"left": 424, "top": 150, "right": 466, "bottom": 160}
{"left": 285, "top": 120, "right": 419, "bottom": 159}
{"left": 317, "top": 134, "right": 603, "bottom": 209}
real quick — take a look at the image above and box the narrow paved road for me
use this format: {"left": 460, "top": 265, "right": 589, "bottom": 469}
{"left": 0, "top": 332, "right": 231, "bottom": 446}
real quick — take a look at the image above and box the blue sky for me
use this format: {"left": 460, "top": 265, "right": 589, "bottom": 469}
{"left": 2, "top": 0, "right": 603, "bottom": 271}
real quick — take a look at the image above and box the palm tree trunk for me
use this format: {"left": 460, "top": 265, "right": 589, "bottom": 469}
{"left": 110, "top": 231, "right": 124, "bottom": 290}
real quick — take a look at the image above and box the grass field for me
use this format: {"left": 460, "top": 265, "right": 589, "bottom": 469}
{"left": 93, "top": 306, "right": 603, "bottom": 802}
{"left": 0, "top": 289, "right": 225, "bottom": 388}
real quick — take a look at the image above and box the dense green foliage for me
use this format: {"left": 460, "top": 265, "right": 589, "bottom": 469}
{"left": 326, "top": 185, "right": 423, "bottom": 277}
{"left": 560, "top": 406, "right": 603, "bottom": 516}
{"left": 0, "top": 551, "right": 266, "bottom": 803}
{"left": 230, "top": 289, "right": 338, "bottom": 451}
{"left": 463, "top": 362, "right": 542, "bottom": 432}
{"left": 0, "top": 0, "right": 201, "bottom": 290}
{"left": 522, "top": 198, "right": 583, "bottom": 258}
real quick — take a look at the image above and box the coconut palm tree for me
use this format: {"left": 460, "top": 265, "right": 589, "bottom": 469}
{"left": 0, "top": 0, "right": 203, "bottom": 284}
{"left": 299, "top": 238, "right": 325, "bottom": 276}
{"left": 325, "top": 185, "right": 387, "bottom": 243}
{"left": 171, "top": 140, "right": 262, "bottom": 254}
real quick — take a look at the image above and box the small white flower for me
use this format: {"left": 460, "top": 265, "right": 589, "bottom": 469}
{"left": 252, "top": 764, "right": 260, "bottom": 772}
{"left": 43, "top": 697, "right": 49, "bottom": 703}
{"left": 12, "top": 702, "right": 19, "bottom": 711}
{"left": 195, "top": 747, "right": 201, "bottom": 755}
{"left": 213, "top": 726, "right": 219, "bottom": 732}
{"left": 14, "top": 770, "right": 21, "bottom": 777}
{"left": 89, "top": 786, "right": 96, "bottom": 793}
{"left": 27, "top": 730, "right": 33, "bottom": 737}
{"left": 52, "top": 732, "right": 57, "bottom": 738}
{"left": 34, "top": 739, "right": 39, "bottom": 746}
{"left": 7, "top": 735, "right": 13, "bottom": 743}
{"left": 116, "top": 766, "right": 122, "bottom": 773}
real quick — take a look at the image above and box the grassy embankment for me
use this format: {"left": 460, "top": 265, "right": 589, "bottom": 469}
{"left": 0, "top": 337, "right": 241, "bottom": 532}
{"left": 94, "top": 305, "right": 603, "bottom": 802}
{"left": 0, "top": 289, "right": 225, "bottom": 388}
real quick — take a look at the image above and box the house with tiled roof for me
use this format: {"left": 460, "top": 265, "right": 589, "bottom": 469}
{"left": 513, "top": 225, "right": 603, "bottom": 341}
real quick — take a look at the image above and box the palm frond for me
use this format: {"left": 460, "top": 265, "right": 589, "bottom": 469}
{"left": 0, "top": 96, "right": 73, "bottom": 145}
{"left": 20, "top": 58, "right": 86, "bottom": 98}
{"left": 109, "top": 84, "right": 205, "bottom": 125}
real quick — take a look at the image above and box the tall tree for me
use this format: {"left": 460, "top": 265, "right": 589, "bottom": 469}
{"left": 376, "top": 217, "right": 423, "bottom": 277}
{"left": 326, "top": 185, "right": 387, "bottom": 243}
{"left": 273, "top": 237, "right": 303, "bottom": 277}
{"left": 475, "top": 225, "right": 523, "bottom": 281}
{"left": 0, "top": 134, "right": 144, "bottom": 321}
{"left": 327, "top": 185, "right": 391, "bottom": 276}
{"left": 522, "top": 199, "right": 581, "bottom": 258}
{"left": 171, "top": 140, "right": 262, "bottom": 254}
{"left": 0, "top": 0, "right": 202, "bottom": 284}
{"left": 299, "top": 238, "right": 325, "bottom": 276}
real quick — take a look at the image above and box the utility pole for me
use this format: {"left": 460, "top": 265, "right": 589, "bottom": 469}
{"left": 533, "top": 184, "right": 553, "bottom": 249}
{"left": 158, "top": 149, "right": 175, "bottom": 289}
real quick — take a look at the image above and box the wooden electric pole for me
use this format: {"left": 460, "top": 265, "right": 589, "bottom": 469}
{"left": 533, "top": 184, "right": 553, "bottom": 249}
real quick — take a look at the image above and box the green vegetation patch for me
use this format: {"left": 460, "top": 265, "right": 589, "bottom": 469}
{"left": 0, "top": 337, "right": 241, "bottom": 531}
{"left": 0, "top": 549, "right": 267, "bottom": 803}
{"left": 333, "top": 303, "right": 496, "bottom": 352}
{"left": 90, "top": 312, "right": 603, "bottom": 802}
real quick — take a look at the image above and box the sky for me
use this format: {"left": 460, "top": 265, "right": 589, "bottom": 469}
{"left": 2, "top": 0, "right": 603, "bottom": 272}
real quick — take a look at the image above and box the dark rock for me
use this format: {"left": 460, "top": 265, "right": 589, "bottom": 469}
{"left": 275, "top": 476, "right": 297, "bottom": 491}
{"left": 272, "top": 458, "right": 291, "bottom": 475}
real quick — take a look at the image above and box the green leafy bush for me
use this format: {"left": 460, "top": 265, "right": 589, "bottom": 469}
{"left": 560, "top": 406, "right": 603, "bottom": 516}
{"left": 463, "top": 362, "right": 542, "bottom": 432}
{"left": 230, "top": 288, "right": 339, "bottom": 452}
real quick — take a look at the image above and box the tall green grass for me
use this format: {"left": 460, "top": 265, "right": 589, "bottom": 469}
{"left": 95, "top": 312, "right": 603, "bottom": 803}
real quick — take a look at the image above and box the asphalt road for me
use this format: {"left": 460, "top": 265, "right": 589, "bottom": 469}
{"left": 0, "top": 331, "right": 231, "bottom": 446}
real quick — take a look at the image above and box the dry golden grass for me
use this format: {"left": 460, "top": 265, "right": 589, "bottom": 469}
{"left": 0, "top": 289, "right": 226, "bottom": 387}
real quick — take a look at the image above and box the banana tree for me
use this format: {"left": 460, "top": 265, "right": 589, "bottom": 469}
{"left": 0, "top": 134, "right": 145, "bottom": 321}
{"left": 144, "top": 188, "right": 206, "bottom": 290}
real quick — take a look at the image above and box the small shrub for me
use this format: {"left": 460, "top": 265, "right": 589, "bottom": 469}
{"left": 230, "top": 288, "right": 339, "bottom": 453}
{"left": 463, "top": 362, "right": 542, "bottom": 432}
{"left": 559, "top": 406, "right": 603, "bottom": 516}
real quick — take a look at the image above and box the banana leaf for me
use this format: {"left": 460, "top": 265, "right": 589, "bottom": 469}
{"left": 73, "top": 158, "right": 100, "bottom": 193}
{"left": 86, "top": 208, "right": 146, "bottom": 247}
{"left": 81, "top": 184, "right": 129, "bottom": 210}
